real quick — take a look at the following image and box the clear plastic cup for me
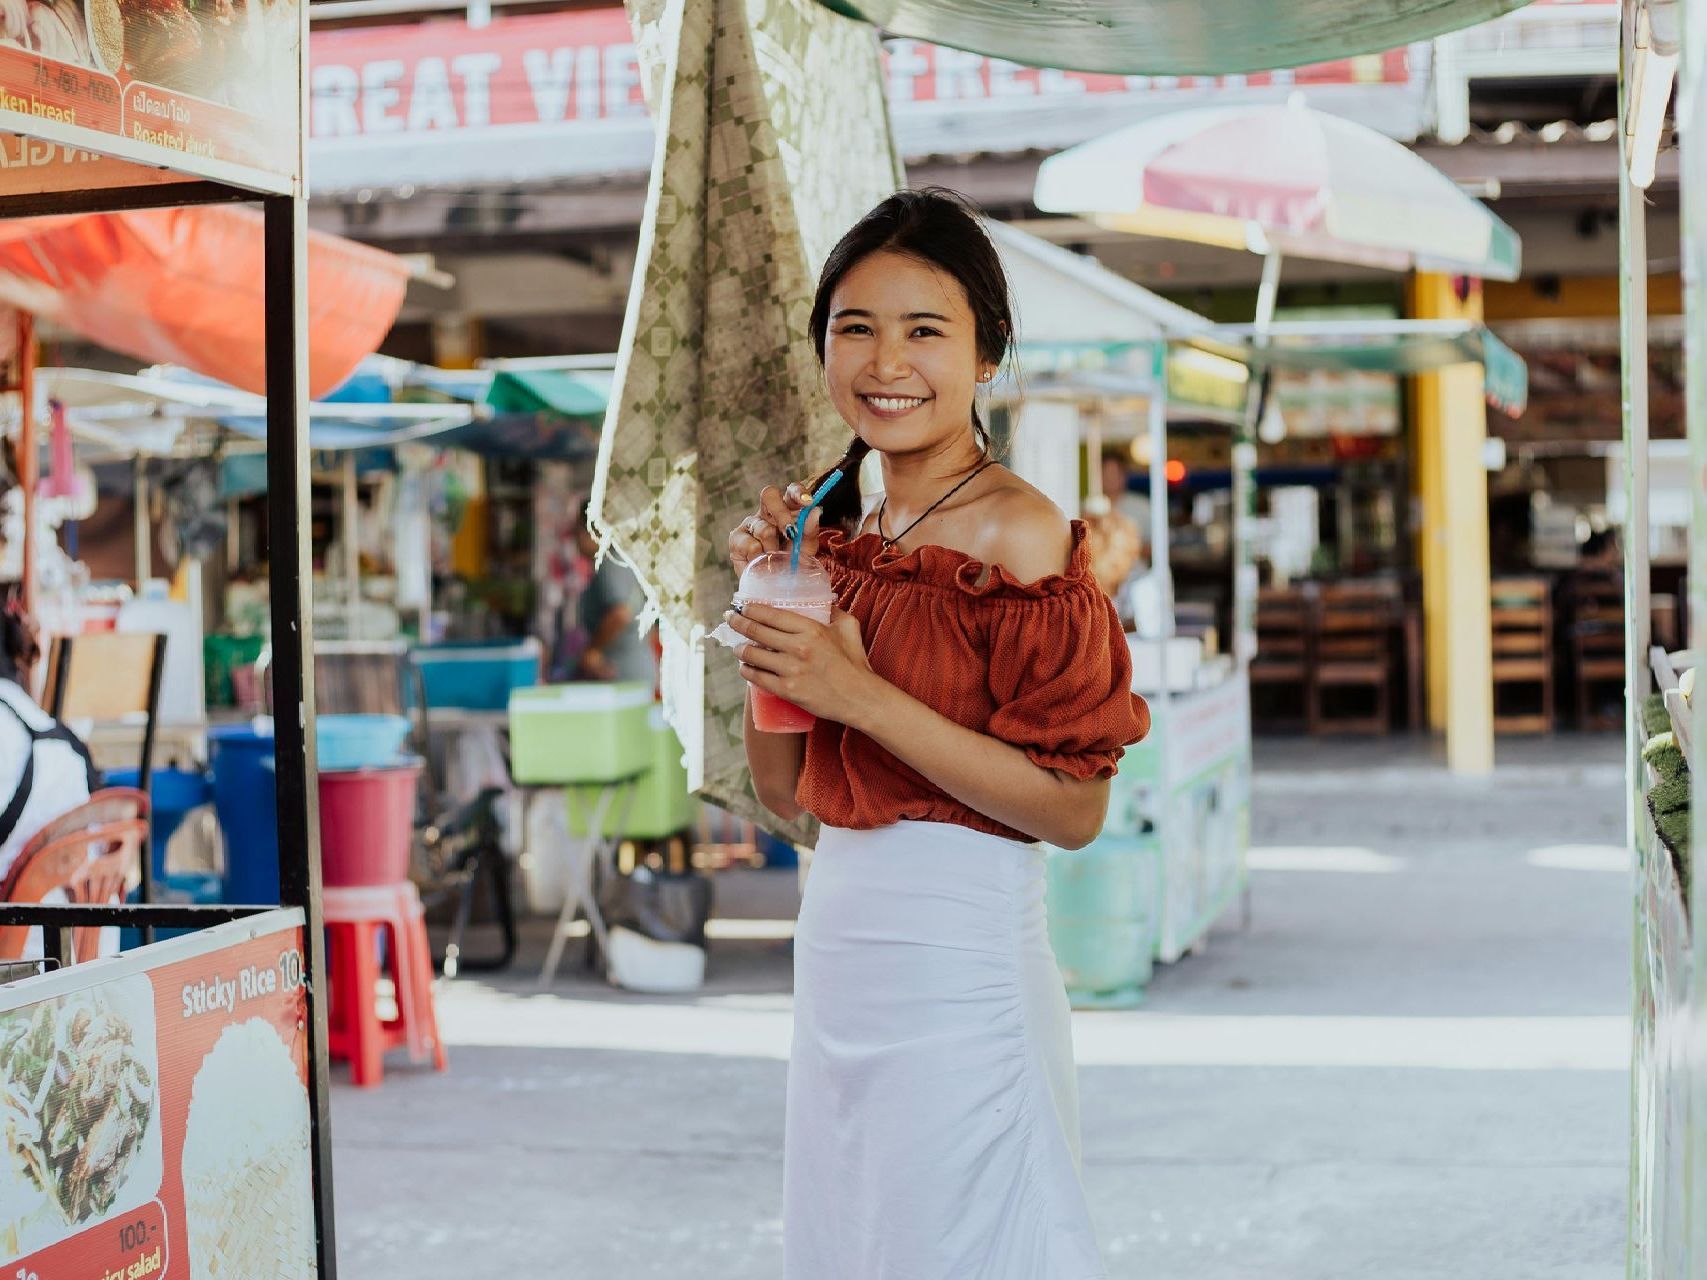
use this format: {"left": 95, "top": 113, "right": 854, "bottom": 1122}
{"left": 736, "top": 552, "right": 835, "bottom": 733}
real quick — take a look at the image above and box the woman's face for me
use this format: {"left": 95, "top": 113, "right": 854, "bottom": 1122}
{"left": 822, "top": 249, "right": 994, "bottom": 460}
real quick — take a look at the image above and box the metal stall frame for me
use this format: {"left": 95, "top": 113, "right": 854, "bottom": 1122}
{"left": 1622, "top": 0, "right": 1700, "bottom": 1274}
{"left": 0, "top": 38, "right": 336, "bottom": 1280}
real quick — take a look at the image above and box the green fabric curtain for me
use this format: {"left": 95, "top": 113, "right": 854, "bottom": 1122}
{"left": 593, "top": 0, "right": 904, "bottom": 839}
{"left": 814, "top": 0, "right": 1534, "bottom": 76}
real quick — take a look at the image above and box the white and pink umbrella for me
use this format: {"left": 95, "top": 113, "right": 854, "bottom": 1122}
{"left": 1034, "top": 98, "right": 1521, "bottom": 281}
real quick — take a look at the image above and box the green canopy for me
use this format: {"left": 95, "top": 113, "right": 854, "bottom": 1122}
{"left": 1204, "top": 320, "right": 1529, "bottom": 417}
{"left": 484, "top": 369, "right": 611, "bottom": 420}
{"left": 815, "top": 0, "right": 1535, "bottom": 76}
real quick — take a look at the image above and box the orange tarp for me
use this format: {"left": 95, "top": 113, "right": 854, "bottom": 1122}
{"left": 0, "top": 205, "right": 409, "bottom": 397}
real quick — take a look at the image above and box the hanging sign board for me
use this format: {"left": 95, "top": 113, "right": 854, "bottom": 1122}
{"left": 0, "top": 0, "right": 302, "bottom": 197}
{"left": 0, "top": 912, "right": 315, "bottom": 1278}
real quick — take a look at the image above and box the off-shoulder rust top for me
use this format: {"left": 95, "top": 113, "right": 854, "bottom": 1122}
{"left": 796, "top": 521, "right": 1151, "bottom": 843}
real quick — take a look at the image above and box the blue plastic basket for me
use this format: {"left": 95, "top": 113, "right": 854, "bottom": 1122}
{"left": 316, "top": 714, "right": 411, "bottom": 772}
{"left": 413, "top": 639, "right": 542, "bottom": 709}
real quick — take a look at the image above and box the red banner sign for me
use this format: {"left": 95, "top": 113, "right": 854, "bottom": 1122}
{"left": 309, "top": 7, "right": 1413, "bottom": 141}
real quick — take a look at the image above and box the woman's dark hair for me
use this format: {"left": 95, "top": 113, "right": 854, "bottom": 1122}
{"left": 0, "top": 585, "right": 37, "bottom": 684}
{"left": 807, "top": 187, "right": 1017, "bottom": 533}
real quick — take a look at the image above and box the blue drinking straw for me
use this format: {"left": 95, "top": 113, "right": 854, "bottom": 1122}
{"left": 791, "top": 469, "right": 845, "bottom": 572}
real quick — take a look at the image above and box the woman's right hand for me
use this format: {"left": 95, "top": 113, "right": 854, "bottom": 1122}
{"left": 728, "top": 483, "right": 821, "bottom": 577}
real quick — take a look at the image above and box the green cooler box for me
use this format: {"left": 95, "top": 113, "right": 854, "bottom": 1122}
{"left": 1045, "top": 833, "right": 1162, "bottom": 1009}
{"left": 508, "top": 682, "right": 653, "bottom": 784}
{"left": 566, "top": 706, "right": 698, "bottom": 840}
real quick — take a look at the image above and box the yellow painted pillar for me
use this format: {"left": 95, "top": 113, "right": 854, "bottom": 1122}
{"left": 1409, "top": 273, "right": 1494, "bottom": 775}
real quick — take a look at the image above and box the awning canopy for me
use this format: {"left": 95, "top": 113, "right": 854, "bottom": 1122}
{"left": 986, "top": 218, "right": 1210, "bottom": 344}
{"left": 814, "top": 0, "right": 1535, "bottom": 77}
{"left": 1034, "top": 101, "right": 1522, "bottom": 280}
{"left": 0, "top": 208, "right": 411, "bottom": 399}
{"left": 984, "top": 221, "right": 1247, "bottom": 421}
{"left": 32, "top": 358, "right": 613, "bottom": 461}
{"left": 1203, "top": 320, "right": 1529, "bottom": 416}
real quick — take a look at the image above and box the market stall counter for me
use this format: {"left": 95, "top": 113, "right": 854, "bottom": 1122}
{"left": 0, "top": 0, "right": 339, "bottom": 1256}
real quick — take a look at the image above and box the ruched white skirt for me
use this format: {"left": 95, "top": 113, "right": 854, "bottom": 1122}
{"left": 784, "top": 821, "right": 1106, "bottom": 1279}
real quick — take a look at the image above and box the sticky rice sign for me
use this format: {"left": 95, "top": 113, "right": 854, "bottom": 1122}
{"left": 0, "top": 913, "right": 315, "bottom": 1279}
{"left": 0, "top": 0, "right": 301, "bottom": 196}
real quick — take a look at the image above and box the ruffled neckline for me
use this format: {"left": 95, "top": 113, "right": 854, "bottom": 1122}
{"left": 818, "top": 520, "right": 1094, "bottom": 600}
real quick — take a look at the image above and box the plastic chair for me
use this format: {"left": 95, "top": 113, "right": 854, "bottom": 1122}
{"left": 1251, "top": 585, "right": 1316, "bottom": 733}
{"left": 0, "top": 788, "right": 149, "bottom": 964}
{"left": 1567, "top": 572, "right": 1626, "bottom": 730}
{"left": 42, "top": 632, "right": 166, "bottom": 917}
{"left": 1491, "top": 577, "right": 1554, "bottom": 733}
{"left": 1309, "top": 581, "right": 1399, "bottom": 734}
{"left": 324, "top": 882, "right": 447, "bottom": 1087}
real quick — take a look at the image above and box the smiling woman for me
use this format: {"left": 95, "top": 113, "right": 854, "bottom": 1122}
{"left": 722, "top": 188, "right": 1148, "bottom": 1280}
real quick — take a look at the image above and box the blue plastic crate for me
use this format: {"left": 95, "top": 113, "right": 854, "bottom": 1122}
{"left": 413, "top": 639, "right": 542, "bottom": 709}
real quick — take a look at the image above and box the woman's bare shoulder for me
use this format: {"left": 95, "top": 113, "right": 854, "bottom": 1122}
{"left": 971, "top": 473, "right": 1073, "bottom": 583}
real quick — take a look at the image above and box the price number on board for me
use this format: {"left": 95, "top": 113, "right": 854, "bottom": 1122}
{"left": 17, "top": 1267, "right": 40, "bottom": 1280}
{"left": 117, "top": 1217, "right": 152, "bottom": 1251}
{"left": 278, "top": 947, "right": 306, "bottom": 992}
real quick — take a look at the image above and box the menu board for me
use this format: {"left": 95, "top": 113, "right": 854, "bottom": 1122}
{"left": 0, "top": 911, "right": 316, "bottom": 1278}
{"left": 0, "top": 0, "right": 300, "bottom": 196}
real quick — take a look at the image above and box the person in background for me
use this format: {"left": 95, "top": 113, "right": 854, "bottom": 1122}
{"left": 0, "top": 592, "right": 98, "bottom": 875}
{"left": 574, "top": 501, "right": 657, "bottom": 686}
{"left": 1580, "top": 527, "right": 1621, "bottom": 573}
{"left": 1083, "top": 452, "right": 1150, "bottom": 615}
{"left": 0, "top": 590, "right": 115, "bottom": 958}
{"left": 1103, "top": 449, "right": 1152, "bottom": 562}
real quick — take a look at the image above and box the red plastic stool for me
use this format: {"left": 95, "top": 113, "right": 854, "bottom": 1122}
{"left": 325, "top": 882, "right": 448, "bottom": 1087}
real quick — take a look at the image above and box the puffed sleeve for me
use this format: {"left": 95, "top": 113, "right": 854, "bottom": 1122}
{"left": 984, "top": 580, "right": 1151, "bottom": 780}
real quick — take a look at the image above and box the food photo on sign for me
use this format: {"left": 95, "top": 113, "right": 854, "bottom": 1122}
{"left": 0, "top": 0, "right": 94, "bottom": 68}
{"left": 0, "top": 977, "right": 162, "bottom": 1260}
{"left": 181, "top": 1018, "right": 313, "bottom": 1280}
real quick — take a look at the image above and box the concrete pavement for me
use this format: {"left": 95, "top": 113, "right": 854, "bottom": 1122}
{"left": 332, "top": 734, "right": 1631, "bottom": 1278}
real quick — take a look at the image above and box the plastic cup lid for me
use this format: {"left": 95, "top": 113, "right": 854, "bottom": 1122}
{"left": 736, "top": 551, "right": 834, "bottom": 606}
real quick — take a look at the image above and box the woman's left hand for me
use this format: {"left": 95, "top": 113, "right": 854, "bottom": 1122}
{"left": 726, "top": 604, "right": 880, "bottom": 727}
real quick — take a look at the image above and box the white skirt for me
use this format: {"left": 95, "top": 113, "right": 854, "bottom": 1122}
{"left": 784, "top": 821, "right": 1106, "bottom": 1280}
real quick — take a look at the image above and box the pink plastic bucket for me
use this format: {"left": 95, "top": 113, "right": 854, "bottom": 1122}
{"left": 317, "top": 761, "right": 421, "bottom": 887}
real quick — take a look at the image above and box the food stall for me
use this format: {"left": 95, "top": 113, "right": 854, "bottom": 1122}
{"left": 979, "top": 221, "right": 1253, "bottom": 998}
{"left": 990, "top": 229, "right": 1533, "bottom": 999}
{"left": 0, "top": 0, "right": 339, "bottom": 1268}
{"left": 997, "top": 344, "right": 1253, "bottom": 988}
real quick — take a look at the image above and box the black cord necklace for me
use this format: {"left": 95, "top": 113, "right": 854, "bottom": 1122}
{"left": 877, "top": 456, "right": 995, "bottom": 549}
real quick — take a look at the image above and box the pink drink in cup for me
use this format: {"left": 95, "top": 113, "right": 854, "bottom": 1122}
{"left": 737, "top": 551, "right": 835, "bottom": 733}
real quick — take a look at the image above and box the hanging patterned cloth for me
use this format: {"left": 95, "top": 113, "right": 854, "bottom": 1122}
{"left": 593, "top": 0, "right": 903, "bottom": 839}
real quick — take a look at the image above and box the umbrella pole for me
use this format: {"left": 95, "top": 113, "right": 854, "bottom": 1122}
{"left": 133, "top": 454, "right": 150, "bottom": 588}
{"left": 342, "top": 451, "right": 359, "bottom": 639}
{"left": 1233, "top": 250, "right": 1283, "bottom": 663}
{"left": 16, "top": 312, "right": 34, "bottom": 625}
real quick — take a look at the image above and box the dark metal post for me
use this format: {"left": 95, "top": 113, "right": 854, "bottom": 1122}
{"left": 264, "top": 190, "right": 337, "bottom": 1277}
{"left": 136, "top": 633, "right": 167, "bottom": 944}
